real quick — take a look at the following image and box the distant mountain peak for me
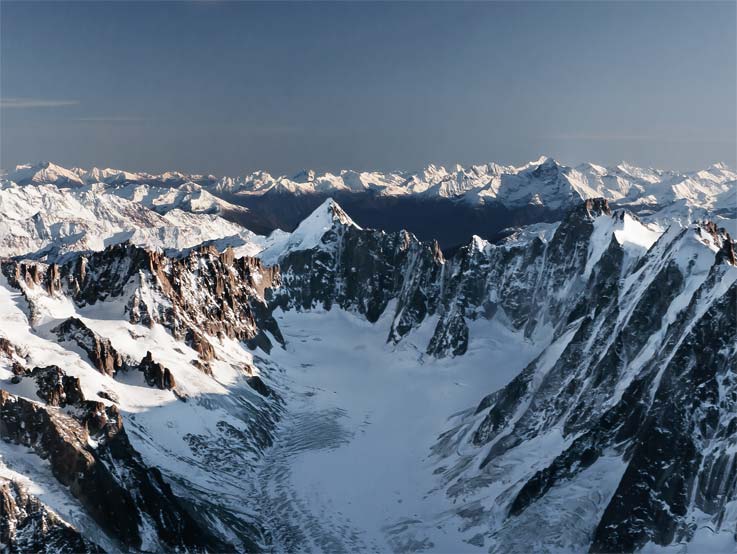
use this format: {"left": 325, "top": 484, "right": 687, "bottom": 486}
{"left": 7, "top": 161, "right": 85, "bottom": 187}
{"left": 3, "top": 158, "right": 735, "bottom": 223}
{"left": 257, "top": 198, "right": 361, "bottom": 265}
{"left": 291, "top": 169, "right": 316, "bottom": 183}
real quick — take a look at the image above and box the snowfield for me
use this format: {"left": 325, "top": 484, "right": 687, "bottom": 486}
{"left": 258, "top": 306, "right": 543, "bottom": 552}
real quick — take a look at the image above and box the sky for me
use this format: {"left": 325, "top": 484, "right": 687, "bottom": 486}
{"left": 1, "top": 1, "right": 735, "bottom": 176}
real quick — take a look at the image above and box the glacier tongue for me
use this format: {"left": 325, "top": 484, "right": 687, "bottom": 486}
{"left": 255, "top": 307, "right": 544, "bottom": 552}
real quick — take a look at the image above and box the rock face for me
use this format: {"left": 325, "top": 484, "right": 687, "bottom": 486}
{"left": 247, "top": 375, "right": 272, "bottom": 397}
{"left": 269, "top": 197, "right": 620, "bottom": 358}
{"left": 0, "top": 387, "right": 233, "bottom": 552}
{"left": 29, "top": 365, "right": 85, "bottom": 407}
{"left": 589, "top": 274, "right": 737, "bottom": 552}
{"left": 52, "top": 317, "right": 124, "bottom": 376}
{"left": 271, "top": 215, "right": 445, "bottom": 340}
{"left": 267, "top": 199, "right": 450, "bottom": 350}
{"left": 139, "top": 351, "right": 176, "bottom": 390}
{"left": 429, "top": 209, "right": 737, "bottom": 552}
{"left": 1, "top": 242, "right": 283, "bottom": 363}
{"left": 0, "top": 478, "right": 102, "bottom": 554}
{"left": 78, "top": 244, "right": 282, "bottom": 355}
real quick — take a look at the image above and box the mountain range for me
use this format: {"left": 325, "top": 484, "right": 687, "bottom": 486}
{"left": 0, "top": 158, "right": 734, "bottom": 553}
{"left": 3, "top": 158, "right": 735, "bottom": 249}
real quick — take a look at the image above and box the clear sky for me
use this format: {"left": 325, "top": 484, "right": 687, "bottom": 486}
{"left": 1, "top": 1, "right": 735, "bottom": 176}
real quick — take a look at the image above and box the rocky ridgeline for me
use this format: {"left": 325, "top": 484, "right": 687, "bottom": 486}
{"left": 429, "top": 198, "right": 616, "bottom": 355}
{"left": 0, "top": 197, "right": 734, "bottom": 552}
{"left": 0, "top": 197, "right": 674, "bottom": 361}
{"left": 52, "top": 317, "right": 124, "bottom": 377}
{"left": 1, "top": 242, "right": 283, "bottom": 369}
{"left": 0, "top": 367, "right": 233, "bottom": 552}
{"left": 0, "top": 478, "right": 102, "bottom": 554}
{"left": 271, "top": 220, "right": 446, "bottom": 342}
{"left": 270, "top": 197, "right": 620, "bottom": 357}
{"left": 430, "top": 211, "right": 737, "bottom": 552}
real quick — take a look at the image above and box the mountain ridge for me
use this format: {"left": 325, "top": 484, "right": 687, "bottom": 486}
{"left": 5, "top": 158, "right": 735, "bottom": 210}
{"left": 2, "top": 158, "right": 735, "bottom": 257}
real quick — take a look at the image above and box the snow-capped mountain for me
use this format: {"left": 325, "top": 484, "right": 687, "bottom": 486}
{"left": 0, "top": 181, "right": 265, "bottom": 261}
{"left": 3, "top": 162, "right": 217, "bottom": 189}
{"left": 0, "top": 158, "right": 735, "bottom": 552}
{"left": 7, "top": 158, "right": 734, "bottom": 209}
{"left": 3, "top": 158, "right": 735, "bottom": 248}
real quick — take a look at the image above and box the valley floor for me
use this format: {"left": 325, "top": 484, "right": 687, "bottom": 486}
{"left": 256, "top": 307, "right": 542, "bottom": 552}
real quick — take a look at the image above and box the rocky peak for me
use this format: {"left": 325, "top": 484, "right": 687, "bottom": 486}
{"left": 29, "top": 365, "right": 85, "bottom": 407}
{"left": 291, "top": 197, "right": 359, "bottom": 236}
{"left": 138, "top": 351, "right": 176, "bottom": 390}
{"left": 578, "top": 197, "right": 612, "bottom": 219}
{"left": 699, "top": 220, "right": 736, "bottom": 265}
{"left": 52, "top": 317, "right": 124, "bottom": 377}
{"left": 0, "top": 478, "right": 103, "bottom": 553}
{"left": 529, "top": 156, "right": 560, "bottom": 179}
{"left": 258, "top": 198, "right": 360, "bottom": 265}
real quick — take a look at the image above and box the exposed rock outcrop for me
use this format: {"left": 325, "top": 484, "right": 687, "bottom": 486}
{"left": 52, "top": 317, "right": 124, "bottom": 376}
{"left": 0, "top": 478, "right": 103, "bottom": 554}
{"left": 431, "top": 214, "right": 737, "bottom": 553}
{"left": 0, "top": 388, "right": 234, "bottom": 552}
{"left": 29, "top": 365, "right": 85, "bottom": 407}
{"left": 247, "top": 375, "right": 272, "bottom": 397}
{"left": 138, "top": 351, "right": 176, "bottom": 390}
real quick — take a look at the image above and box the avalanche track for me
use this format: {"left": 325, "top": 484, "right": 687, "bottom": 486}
{"left": 252, "top": 306, "right": 542, "bottom": 552}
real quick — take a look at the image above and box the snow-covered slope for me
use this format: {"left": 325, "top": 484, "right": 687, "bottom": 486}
{"left": 0, "top": 181, "right": 265, "bottom": 261}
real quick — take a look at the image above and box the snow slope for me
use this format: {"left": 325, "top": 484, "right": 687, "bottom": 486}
{"left": 0, "top": 181, "right": 265, "bottom": 260}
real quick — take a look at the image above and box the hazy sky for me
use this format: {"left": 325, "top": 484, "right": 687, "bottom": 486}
{"left": 1, "top": 1, "right": 735, "bottom": 176}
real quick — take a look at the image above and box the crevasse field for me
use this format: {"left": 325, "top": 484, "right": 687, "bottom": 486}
{"left": 256, "top": 307, "right": 542, "bottom": 552}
